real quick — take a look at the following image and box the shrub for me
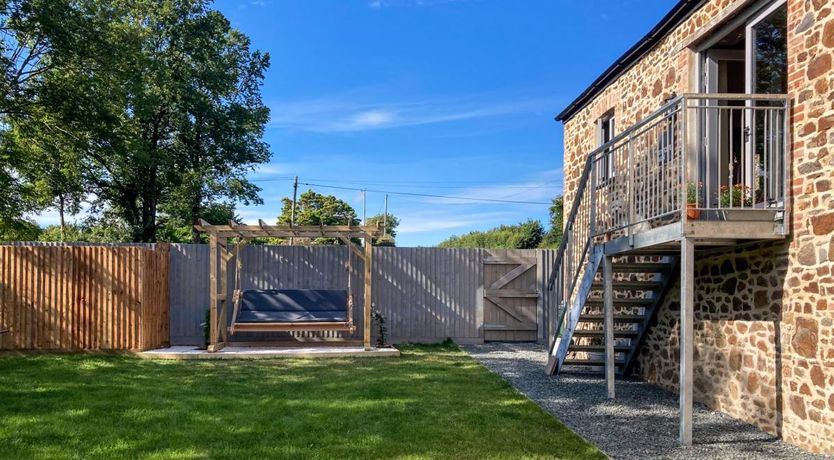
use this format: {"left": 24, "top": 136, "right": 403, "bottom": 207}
{"left": 372, "top": 309, "right": 387, "bottom": 347}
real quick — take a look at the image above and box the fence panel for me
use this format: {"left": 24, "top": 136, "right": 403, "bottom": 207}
{"left": 167, "top": 245, "right": 556, "bottom": 346}
{"left": 0, "top": 243, "right": 169, "bottom": 351}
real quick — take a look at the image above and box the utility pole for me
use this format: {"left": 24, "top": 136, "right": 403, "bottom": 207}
{"left": 383, "top": 194, "right": 388, "bottom": 235}
{"left": 362, "top": 189, "right": 367, "bottom": 226}
{"left": 291, "top": 176, "right": 298, "bottom": 227}
{"left": 290, "top": 175, "right": 298, "bottom": 245}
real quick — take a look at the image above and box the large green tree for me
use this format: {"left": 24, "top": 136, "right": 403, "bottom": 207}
{"left": 162, "top": 4, "right": 270, "bottom": 243}
{"left": 8, "top": 0, "right": 271, "bottom": 242}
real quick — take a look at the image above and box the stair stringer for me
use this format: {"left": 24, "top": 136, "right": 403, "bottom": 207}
{"left": 546, "top": 244, "right": 604, "bottom": 375}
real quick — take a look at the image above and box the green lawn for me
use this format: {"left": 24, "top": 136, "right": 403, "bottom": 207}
{"left": 0, "top": 343, "right": 603, "bottom": 460}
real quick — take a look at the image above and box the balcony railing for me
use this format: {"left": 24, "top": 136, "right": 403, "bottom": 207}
{"left": 547, "top": 93, "right": 789, "bottom": 348}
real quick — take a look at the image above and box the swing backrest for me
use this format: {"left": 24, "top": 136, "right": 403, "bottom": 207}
{"left": 236, "top": 289, "right": 349, "bottom": 323}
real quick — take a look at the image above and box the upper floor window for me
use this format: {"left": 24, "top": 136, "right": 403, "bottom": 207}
{"left": 596, "top": 112, "right": 615, "bottom": 182}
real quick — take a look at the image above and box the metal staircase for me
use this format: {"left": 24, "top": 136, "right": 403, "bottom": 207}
{"left": 546, "top": 93, "right": 789, "bottom": 377}
{"left": 560, "top": 255, "right": 677, "bottom": 375}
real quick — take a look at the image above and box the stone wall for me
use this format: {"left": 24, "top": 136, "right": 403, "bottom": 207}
{"left": 561, "top": 0, "right": 834, "bottom": 454}
{"left": 633, "top": 242, "right": 788, "bottom": 435}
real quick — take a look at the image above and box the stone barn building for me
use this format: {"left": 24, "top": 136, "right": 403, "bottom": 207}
{"left": 549, "top": 0, "right": 833, "bottom": 454}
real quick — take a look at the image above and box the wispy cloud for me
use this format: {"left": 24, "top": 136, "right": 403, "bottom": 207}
{"left": 411, "top": 168, "right": 563, "bottom": 206}
{"left": 369, "top": 0, "right": 476, "bottom": 9}
{"left": 237, "top": 0, "right": 270, "bottom": 10}
{"left": 396, "top": 210, "right": 514, "bottom": 234}
{"left": 236, "top": 208, "right": 280, "bottom": 224}
{"left": 250, "top": 162, "right": 292, "bottom": 177}
{"left": 268, "top": 92, "right": 555, "bottom": 133}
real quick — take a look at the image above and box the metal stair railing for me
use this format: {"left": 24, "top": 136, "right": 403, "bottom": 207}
{"left": 546, "top": 96, "right": 686, "bottom": 375}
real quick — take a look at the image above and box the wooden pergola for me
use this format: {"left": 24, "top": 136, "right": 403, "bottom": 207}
{"left": 194, "top": 219, "right": 384, "bottom": 352}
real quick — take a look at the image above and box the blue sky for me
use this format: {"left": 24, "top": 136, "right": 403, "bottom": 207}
{"left": 38, "top": 0, "right": 679, "bottom": 246}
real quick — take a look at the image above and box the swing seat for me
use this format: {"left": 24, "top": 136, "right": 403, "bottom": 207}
{"left": 232, "top": 289, "right": 354, "bottom": 333}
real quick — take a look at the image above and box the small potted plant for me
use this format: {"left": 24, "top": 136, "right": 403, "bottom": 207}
{"left": 719, "top": 184, "right": 753, "bottom": 208}
{"left": 719, "top": 184, "right": 775, "bottom": 221}
{"left": 686, "top": 182, "right": 701, "bottom": 220}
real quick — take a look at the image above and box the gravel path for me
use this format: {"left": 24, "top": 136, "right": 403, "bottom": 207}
{"left": 463, "top": 342, "right": 828, "bottom": 460}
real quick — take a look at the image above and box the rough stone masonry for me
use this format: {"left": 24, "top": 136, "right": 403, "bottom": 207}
{"left": 560, "top": 0, "right": 834, "bottom": 454}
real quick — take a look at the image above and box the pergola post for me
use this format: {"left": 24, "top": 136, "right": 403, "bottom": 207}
{"left": 363, "top": 235, "right": 373, "bottom": 350}
{"left": 208, "top": 236, "right": 229, "bottom": 353}
{"left": 219, "top": 237, "right": 229, "bottom": 345}
{"left": 208, "top": 234, "right": 220, "bottom": 352}
{"left": 603, "top": 255, "right": 615, "bottom": 399}
{"left": 679, "top": 237, "right": 695, "bottom": 445}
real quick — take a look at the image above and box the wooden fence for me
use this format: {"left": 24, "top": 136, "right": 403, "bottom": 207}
{"left": 0, "top": 244, "right": 169, "bottom": 351}
{"left": 169, "top": 245, "right": 557, "bottom": 346}
{"left": 0, "top": 243, "right": 556, "bottom": 349}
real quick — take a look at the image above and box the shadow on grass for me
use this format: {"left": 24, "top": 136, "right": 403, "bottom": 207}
{"left": 0, "top": 343, "right": 603, "bottom": 460}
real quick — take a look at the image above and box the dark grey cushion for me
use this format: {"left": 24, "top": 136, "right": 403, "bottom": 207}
{"left": 237, "top": 310, "right": 348, "bottom": 323}
{"left": 236, "top": 289, "right": 349, "bottom": 323}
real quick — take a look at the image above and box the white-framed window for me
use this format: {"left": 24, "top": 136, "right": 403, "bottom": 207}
{"left": 596, "top": 112, "right": 615, "bottom": 182}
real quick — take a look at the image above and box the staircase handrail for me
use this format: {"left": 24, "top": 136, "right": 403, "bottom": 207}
{"left": 546, "top": 95, "right": 685, "bottom": 343}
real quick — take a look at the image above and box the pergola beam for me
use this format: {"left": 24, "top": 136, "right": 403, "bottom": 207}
{"left": 196, "top": 220, "right": 383, "bottom": 239}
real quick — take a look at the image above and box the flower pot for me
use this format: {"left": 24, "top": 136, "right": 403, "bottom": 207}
{"left": 686, "top": 203, "right": 700, "bottom": 220}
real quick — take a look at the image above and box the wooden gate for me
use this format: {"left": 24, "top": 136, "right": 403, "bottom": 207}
{"left": 482, "top": 250, "right": 540, "bottom": 342}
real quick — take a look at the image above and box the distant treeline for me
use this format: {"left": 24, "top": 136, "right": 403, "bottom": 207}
{"left": 437, "top": 197, "right": 563, "bottom": 249}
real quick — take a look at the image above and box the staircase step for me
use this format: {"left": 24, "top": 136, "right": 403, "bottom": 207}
{"left": 584, "top": 298, "right": 654, "bottom": 307}
{"left": 579, "top": 314, "right": 646, "bottom": 323}
{"left": 572, "top": 329, "right": 639, "bottom": 338}
{"left": 568, "top": 344, "right": 631, "bottom": 352}
{"left": 558, "top": 367, "right": 625, "bottom": 377}
{"left": 611, "top": 263, "right": 671, "bottom": 273}
{"left": 591, "top": 280, "right": 661, "bottom": 290}
{"left": 563, "top": 358, "right": 625, "bottom": 366}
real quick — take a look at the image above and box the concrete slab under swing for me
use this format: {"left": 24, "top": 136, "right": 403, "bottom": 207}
{"left": 138, "top": 345, "right": 400, "bottom": 360}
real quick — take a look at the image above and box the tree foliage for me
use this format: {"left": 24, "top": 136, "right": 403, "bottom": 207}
{"left": 277, "top": 190, "right": 359, "bottom": 245}
{"left": 540, "top": 196, "right": 564, "bottom": 248}
{"left": 274, "top": 191, "right": 400, "bottom": 246}
{"left": 438, "top": 219, "right": 544, "bottom": 249}
{"left": 279, "top": 190, "right": 360, "bottom": 227}
{"left": 366, "top": 212, "right": 399, "bottom": 246}
{"left": 1, "top": 1, "right": 93, "bottom": 232}
{"left": 1, "top": 0, "right": 271, "bottom": 242}
{"left": 157, "top": 203, "right": 239, "bottom": 244}
{"left": 437, "top": 195, "right": 564, "bottom": 249}
{"left": 0, "top": 217, "right": 41, "bottom": 241}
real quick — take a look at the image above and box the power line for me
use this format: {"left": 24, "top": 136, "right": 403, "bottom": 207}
{"left": 298, "top": 182, "right": 551, "bottom": 205}
{"left": 249, "top": 176, "right": 559, "bottom": 190}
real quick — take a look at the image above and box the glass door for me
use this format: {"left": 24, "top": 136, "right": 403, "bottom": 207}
{"left": 702, "top": 50, "right": 745, "bottom": 209}
{"left": 745, "top": 0, "right": 787, "bottom": 206}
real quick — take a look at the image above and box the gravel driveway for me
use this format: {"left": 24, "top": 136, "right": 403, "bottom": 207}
{"left": 463, "top": 342, "right": 827, "bottom": 460}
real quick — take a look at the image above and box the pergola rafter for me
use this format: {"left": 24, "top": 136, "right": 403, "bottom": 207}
{"left": 195, "top": 220, "right": 384, "bottom": 352}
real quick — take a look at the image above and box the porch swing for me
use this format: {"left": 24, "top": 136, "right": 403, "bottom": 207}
{"left": 228, "top": 239, "right": 356, "bottom": 334}
{"left": 195, "top": 219, "right": 383, "bottom": 352}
